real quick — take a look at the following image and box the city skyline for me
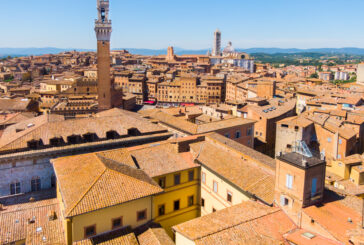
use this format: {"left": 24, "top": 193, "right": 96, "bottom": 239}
{"left": 2, "top": 0, "right": 364, "bottom": 50}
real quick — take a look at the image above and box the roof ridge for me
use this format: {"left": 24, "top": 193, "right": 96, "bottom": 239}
{"left": 96, "top": 154, "right": 159, "bottom": 188}
{"left": 148, "top": 228, "right": 162, "bottom": 245}
{"left": 194, "top": 207, "right": 280, "bottom": 241}
{"left": 66, "top": 155, "right": 107, "bottom": 217}
{"left": 301, "top": 210, "right": 343, "bottom": 243}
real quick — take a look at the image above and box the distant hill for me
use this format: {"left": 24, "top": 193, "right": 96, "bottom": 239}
{"left": 2, "top": 47, "right": 364, "bottom": 57}
{"left": 0, "top": 47, "right": 92, "bottom": 57}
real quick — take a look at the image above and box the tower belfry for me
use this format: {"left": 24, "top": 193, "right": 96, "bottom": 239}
{"left": 95, "top": 0, "right": 113, "bottom": 111}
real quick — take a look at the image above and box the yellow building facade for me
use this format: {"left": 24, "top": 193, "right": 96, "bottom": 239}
{"left": 153, "top": 167, "right": 200, "bottom": 237}
{"left": 57, "top": 183, "right": 154, "bottom": 244}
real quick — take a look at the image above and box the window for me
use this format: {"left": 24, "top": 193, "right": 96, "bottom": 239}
{"left": 202, "top": 172, "right": 206, "bottom": 184}
{"left": 286, "top": 174, "right": 293, "bottom": 189}
{"left": 213, "top": 181, "right": 218, "bottom": 193}
{"left": 235, "top": 131, "right": 241, "bottom": 139}
{"left": 188, "top": 170, "right": 194, "bottom": 181}
{"left": 227, "top": 191, "right": 233, "bottom": 203}
{"left": 137, "top": 209, "right": 147, "bottom": 221}
{"left": 327, "top": 137, "right": 332, "bottom": 143}
{"left": 280, "top": 196, "right": 289, "bottom": 206}
{"left": 225, "top": 133, "right": 230, "bottom": 138}
{"left": 84, "top": 225, "right": 96, "bottom": 238}
{"left": 158, "top": 177, "right": 166, "bottom": 188}
{"left": 31, "top": 177, "right": 41, "bottom": 192}
{"left": 212, "top": 208, "right": 216, "bottom": 213}
{"left": 247, "top": 127, "right": 252, "bottom": 136}
{"left": 201, "top": 198, "right": 205, "bottom": 207}
{"left": 10, "top": 182, "right": 20, "bottom": 195}
{"left": 337, "top": 154, "right": 341, "bottom": 159}
{"left": 188, "top": 195, "right": 194, "bottom": 207}
{"left": 294, "top": 126, "right": 299, "bottom": 131}
{"left": 51, "top": 175, "right": 56, "bottom": 188}
{"left": 158, "top": 204, "right": 165, "bottom": 216}
{"left": 311, "top": 178, "right": 317, "bottom": 197}
{"left": 174, "top": 174, "right": 181, "bottom": 185}
{"left": 174, "top": 200, "right": 180, "bottom": 211}
{"left": 339, "top": 139, "right": 343, "bottom": 145}
{"left": 112, "top": 217, "right": 123, "bottom": 229}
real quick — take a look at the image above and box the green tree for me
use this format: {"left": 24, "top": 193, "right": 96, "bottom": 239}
{"left": 310, "top": 73, "right": 319, "bottom": 79}
{"left": 4, "top": 75, "right": 14, "bottom": 82}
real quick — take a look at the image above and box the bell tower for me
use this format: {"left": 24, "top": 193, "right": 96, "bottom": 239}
{"left": 95, "top": 0, "right": 112, "bottom": 111}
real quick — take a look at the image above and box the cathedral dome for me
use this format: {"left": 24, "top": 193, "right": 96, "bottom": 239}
{"left": 223, "top": 41, "right": 235, "bottom": 54}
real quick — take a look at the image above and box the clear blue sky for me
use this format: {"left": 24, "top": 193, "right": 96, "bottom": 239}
{"left": 1, "top": 0, "right": 364, "bottom": 50}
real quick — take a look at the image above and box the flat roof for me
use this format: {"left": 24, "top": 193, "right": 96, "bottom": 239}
{"left": 277, "top": 152, "right": 325, "bottom": 170}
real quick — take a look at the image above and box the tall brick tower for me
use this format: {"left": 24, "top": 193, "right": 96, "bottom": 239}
{"left": 95, "top": 0, "right": 113, "bottom": 111}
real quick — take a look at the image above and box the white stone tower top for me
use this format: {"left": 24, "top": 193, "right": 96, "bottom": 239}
{"left": 212, "top": 29, "right": 222, "bottom": 57}
{"left": 95, "top": 0, "right": 112, "bottom": 42}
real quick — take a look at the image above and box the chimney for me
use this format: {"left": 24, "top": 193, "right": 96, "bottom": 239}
{"left": 48, "top": 211, "right": 57, "bottom": 221}
{"left": 28, "top": 217, "right": 35, "bottom": 224}
{"left": 302, "top": 159, "right": 308, "bottom": 167}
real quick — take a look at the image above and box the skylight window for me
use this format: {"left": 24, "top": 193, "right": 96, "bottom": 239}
{"left": 301, "top": 232, "right": 315, "bottom": 239}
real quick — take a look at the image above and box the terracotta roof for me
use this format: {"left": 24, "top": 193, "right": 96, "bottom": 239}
{"left": 0, "top": 98, "right": 33, "bottom": 112}
{"left": 74, "top": 227, "right": 138, "bottom": 245}
{"left": 173, "top": 201, "right": 296, "bottom": 244}
{"left": 137, "top": 227, "right": 175, "bottom": 245}
{"left": 0, "top": 108, "right": 166, "bottom": 153}
{"left": 341, "top": 154, "right": 363, "bottom": 165}
{"left": 206, "top": 132, "right": 276, "bottom": 169}
{"left": 303, "top": 192, "right": 363, "bottom": 244}
{"left": 0, "top": 198, "right": 65, "bottom": 245}
{"left": 53, "top": 153, "right": 163, "bottom": 217}
{"left": 190, "top": 139, "right": 275, "bottom": 204}
{"left": 0, "top": 112, "right": 35, "bottom": 126}
{"left": 277, "top": 116, "right": 313, "bottom": 128}
{"left": 140, "top": 109, "right": 255, "bottom": 135}
{"left": 246, "top": 98, "right": 296, "bottom": 119}
{"left": 284, "top": 229, "right": 342, "bottom": 245}
{"left": 100, "top": 142, "right": 199, "bottom": 178}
